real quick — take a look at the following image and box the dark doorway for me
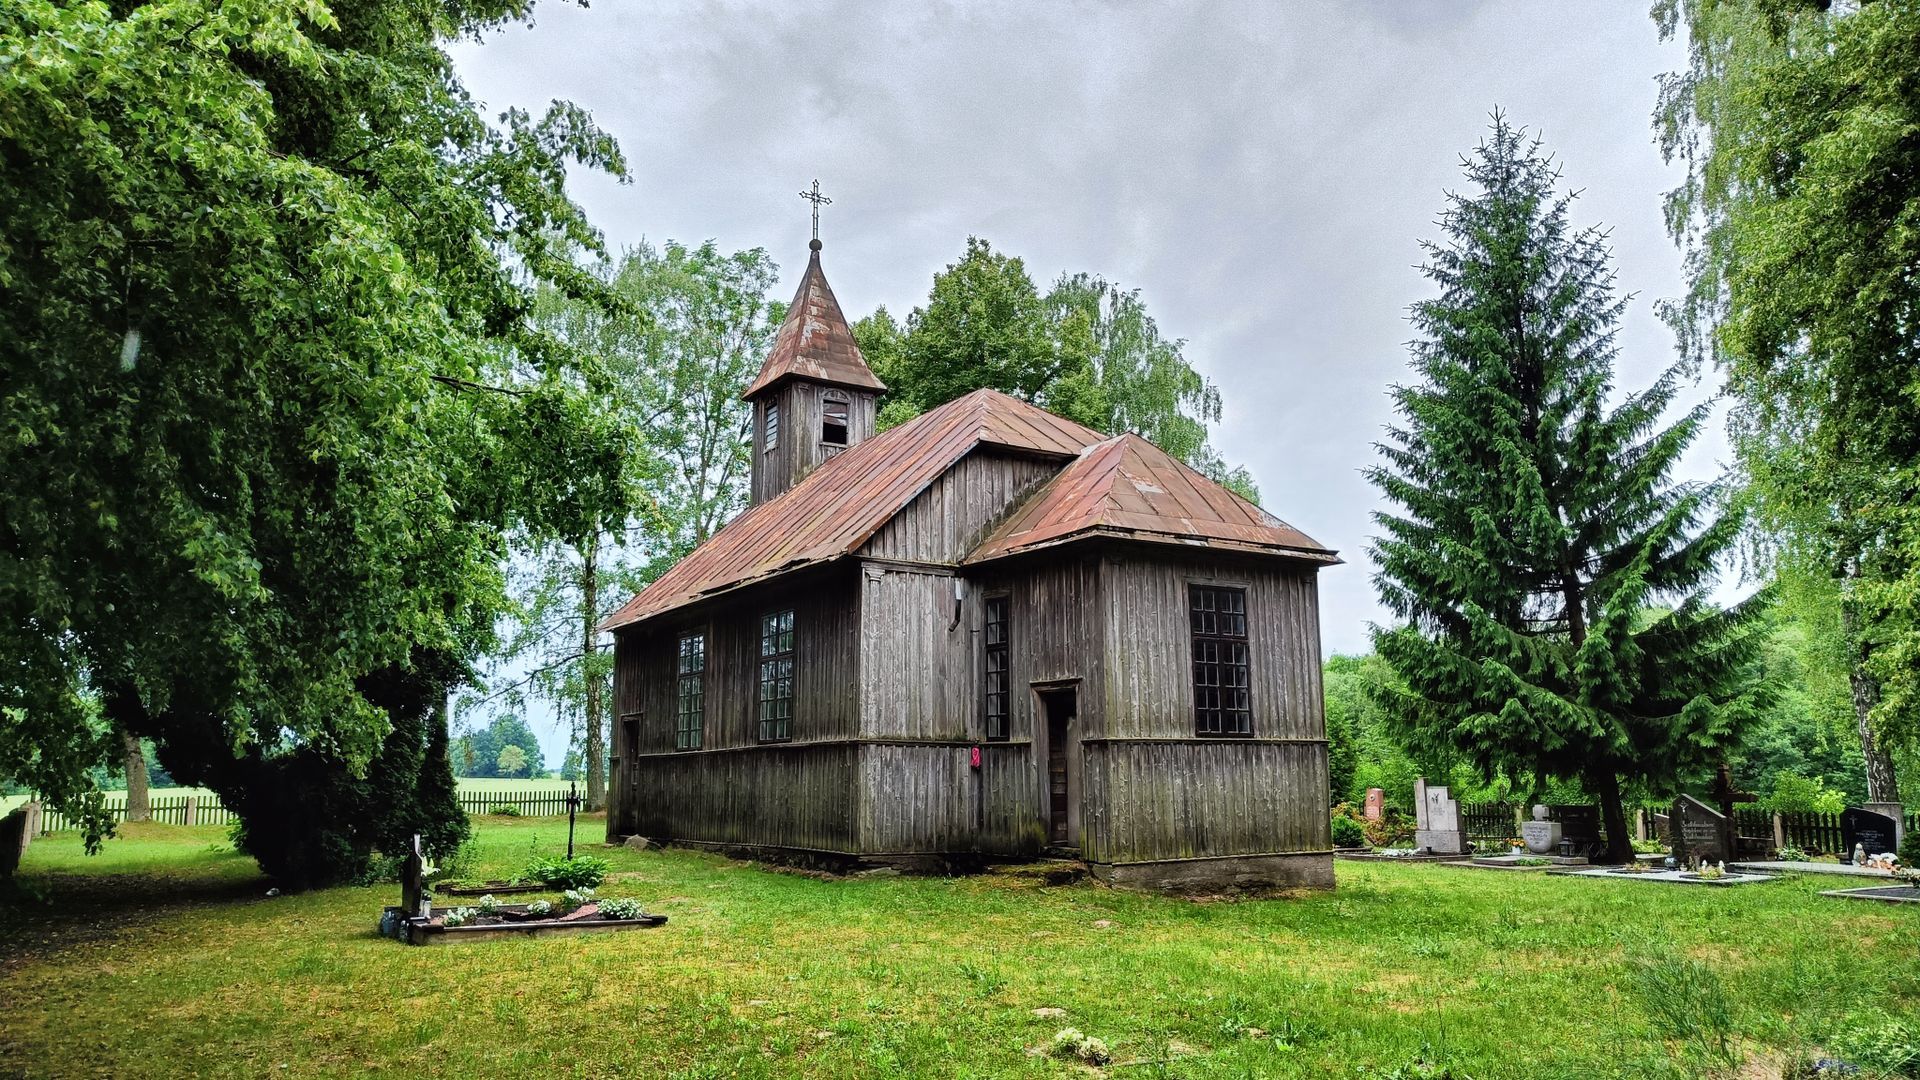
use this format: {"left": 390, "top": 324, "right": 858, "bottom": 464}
{"left": 1038, "top": 687, "right": 1077, "bottom": 847}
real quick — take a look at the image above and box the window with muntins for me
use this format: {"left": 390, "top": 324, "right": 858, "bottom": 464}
{"left": 675, "top": 632, "right": 705, "bottom": 750}
{"left": 983, "top": 596, "right": 1010, "bottom": 741}
{"left": 765, "top": 403, "right": 780, "bottom": 451}
{"left": 758, "top": 610, "right": 795, "bottom": 742}
{"left": 822, "top": 397, "right": 850, "bottom": 445}
{"left": 1190, "top": 585, "right": 1252, "bottom": 736}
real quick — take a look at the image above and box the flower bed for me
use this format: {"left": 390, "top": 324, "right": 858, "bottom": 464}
{"left": 378, "top": 892, "right": 668, "bottom": 946}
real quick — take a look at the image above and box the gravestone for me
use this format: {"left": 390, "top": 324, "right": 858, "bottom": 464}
{"left": 1841, "top": 806, "right": 1900, "bottom": 860}
{"left": 1363, "top": 788, "right": 1384, "bottom": 822}
{"left": 1521, "top": 805, "right": 1563, "bottom": 855}
{"left": 0, "top": 803, "right": 32, "bottom": 878}
{"left": 1414, "top": 777, "right": 1466, "bottom": 855}
{"left": 399, "top": 834, "right": 430, "bottom": 920}
{"left": 1671, "top": 795, "right": 1729, "bottom": 867}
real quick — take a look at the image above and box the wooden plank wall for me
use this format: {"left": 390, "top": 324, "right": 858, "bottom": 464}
{"left": 750, "top": 383, "right": 877, "bottom": 505}
{"left": 1082, "top": 741, "right": 1331, "bottom": 863}
{"left": 630, "top": 744, "right": 859, "bottom": 851}
{"left": 611, "top": 565, "right": 861, "bottom": 840}
{"left": 858, "top": 565, "right": 971, "bottom": 740}
{"left": 1099, "top": 552, "right": 1325, "bottom": 741}
{"left": 862, "top": 449, "right": 1060, "bottom": 564}
{"left": 1088, "top": 549, "right": 1330, "bottom": 863}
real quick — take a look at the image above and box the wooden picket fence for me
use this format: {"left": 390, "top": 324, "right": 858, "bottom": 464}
{"left": 456, "top": 789, "right": 577, "bottom": 817}
{"left": 1459, "top": 801, "right": 1519, "bottom": 840}
{"left": 34, "top": 792, "right": 237, "bottom": 834}
{"left": 27, "top": 786, "right": 581, "bottom": 834}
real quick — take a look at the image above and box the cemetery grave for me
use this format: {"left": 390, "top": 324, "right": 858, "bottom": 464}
{"left": 378, "top": 826, "right": 670, "bottom": 946}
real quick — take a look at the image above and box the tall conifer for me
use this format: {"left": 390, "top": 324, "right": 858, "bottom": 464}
{"left": 1368, "top": 118, "right": 1767, "bottom": 862}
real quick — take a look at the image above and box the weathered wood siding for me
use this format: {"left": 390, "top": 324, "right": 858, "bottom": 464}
{"left": 1086, "top": 549, "right": 1330, "bottom": 863}
{"left": 629, "top": 744, "right": 860, "bottom": 851}
{"left": 861, "top": 449, "right": 1059, "bottom": 564}
{"left": 612, "top": 565, "right": 861, "bottom": 844}
{"left": 1081, "top": 741, "right": 1331, "bottom": 863}
{"left": 1098, "top": 552, "right": 1325, "bottom": 741}
{"left": 750, "top": 383, "right": 878, "bottom": 506}
{"left": 858, "top": 564, "right": 970, "bottom": 741}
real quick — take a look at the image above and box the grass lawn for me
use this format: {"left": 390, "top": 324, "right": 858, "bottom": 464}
{"left": 3, "top": 820, "right": 1916, "bottom": 1079}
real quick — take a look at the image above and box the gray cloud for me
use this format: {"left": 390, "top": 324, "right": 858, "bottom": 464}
{"left": 452, "top": 1, "right": 1733, "bottom": 760}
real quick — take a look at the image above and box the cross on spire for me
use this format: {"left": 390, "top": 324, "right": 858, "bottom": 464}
{"left": 799, "top": 179, "right": 831, "bottom": 246}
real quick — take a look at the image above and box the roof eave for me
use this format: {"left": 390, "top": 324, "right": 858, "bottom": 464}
{"left": 963, "top": 526, "right": 1342, "bottom": 568}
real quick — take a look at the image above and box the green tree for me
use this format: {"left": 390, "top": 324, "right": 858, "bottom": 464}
{"left": 0, "top": 0, "right": 628, "bottom": 881}
{"left": 1368, "top": 118, "right": 1768, "bottom": 863}
{"left": 469, "top": 241, "right": 780, "bottom": 810}
{"left": 453, "top": 714, "right": 547, "bottom": 778}
{"left": 858, "top": 238, "right": 1259, "bottom": 500}
{"left": 1654, "top": 0, "right": 1920, "bottom": 801}
{"left": 496, "top": 744, "right": 528, "bottom": 778}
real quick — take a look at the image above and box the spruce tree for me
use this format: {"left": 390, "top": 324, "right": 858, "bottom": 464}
{"left": 1368, "top": 117, "right": 1768, "bottom": 863}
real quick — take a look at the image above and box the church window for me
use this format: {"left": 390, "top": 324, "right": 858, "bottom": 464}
{"left": 676, "top": 632, "right": 705, "bottom": 750}
{"left": 822, "top": 396, "right": 850, "bottom": 445}
{"left": 983, "top": 596, "right": 1010, "bottom": 740}
{"left": 1190, "top": 585, "right": 1252, "bottom": 736}
{"left": 758, "top": 609, "right": 795, "bottom": 742}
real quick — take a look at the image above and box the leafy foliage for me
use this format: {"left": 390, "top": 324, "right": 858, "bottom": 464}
{"left": 0, "top": 0, "right": 627, "bottom": 877}
{"left": 1368, "top": 117, "right": 1767, "bottom": 861}
{"left": 856, "top": 237, "right": 1258, "bottom": 500}
{"left": 1655, "top": 0, "right": 1920, "bottom": 797}
{"left": 467, "top": 241, "right": 779, "bottom": 809}
{"left": 452, "top": 714, "right": 549, "bottom": 779}
{"left": 523, "top": 853, "right": 609, "bottom": 890}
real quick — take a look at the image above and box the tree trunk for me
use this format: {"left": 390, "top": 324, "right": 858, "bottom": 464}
{"left": 582, "top": 535, "right": 605, "bottom": 812}
{"left": 1842, "top": 605, "right": 1900, "bottom": 802}
{"left": 1592, "top": 769, "right": 1633, "bottom": 865}
{"left": 122, "top": 731, "right": 150, "bottom": 823}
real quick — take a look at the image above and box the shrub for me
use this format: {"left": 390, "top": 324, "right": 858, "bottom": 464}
{"left": 1901, "top": 829, "right": 1920, "bottom": 869}
{"left": 598, "top": 897, "right": 645, "bottom": 920}
{"left": 1630, "top": 839, "right": 1665, "bottom": 855}
{"left": 524, "top": 854, "right": 609, "bottom": 889}
{"left": 1776, "top": 845, "right": 1811, "bottom": 863}
{"left": 1330, "top": 814, "right": 1367, "bottom": 848}
{"left": 1047, "top": 1028, "right": 1112, "bottom": 1066}
{"left": 487, "top": 804, "right": 522, "bottom": 817}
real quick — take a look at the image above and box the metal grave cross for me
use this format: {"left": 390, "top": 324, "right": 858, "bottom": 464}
{"left": 565, "top": 781, "right": 582, "bottom": 860}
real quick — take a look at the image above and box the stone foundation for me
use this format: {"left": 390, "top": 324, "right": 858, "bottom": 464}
{"left": 1086, "top": 851, "right": 1335, "bottom": 893}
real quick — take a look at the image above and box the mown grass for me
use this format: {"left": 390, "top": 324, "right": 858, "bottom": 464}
{"left": 3, "top": 820, "right": 1916, "bottom": 1079}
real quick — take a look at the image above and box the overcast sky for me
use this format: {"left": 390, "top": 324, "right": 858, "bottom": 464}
{"left": 450, "top": 1, "right": 1732, "bottom": 767}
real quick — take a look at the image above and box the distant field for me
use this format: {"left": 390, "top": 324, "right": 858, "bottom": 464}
{"left": 2, "top": 776, "right": 573, "bottom": 816}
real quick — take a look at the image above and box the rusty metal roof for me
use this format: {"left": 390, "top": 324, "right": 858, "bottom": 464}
{"left": 962, "top": 433, "right": 1338, "bottom": 566}
{"left": 743, "top": 244, "right": 886, "bottom": 399}
{"left": 601, "top": 389, "right": 1102, "bottom": 630}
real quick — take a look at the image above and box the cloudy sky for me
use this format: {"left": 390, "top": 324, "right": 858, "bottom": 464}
{"left": 450, "top": 2, "right": 1731, "bottom": 765}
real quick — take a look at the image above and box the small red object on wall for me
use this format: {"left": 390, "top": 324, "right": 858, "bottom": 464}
{"left": 969, "top": 746, "right": 982, "bottom": 770}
